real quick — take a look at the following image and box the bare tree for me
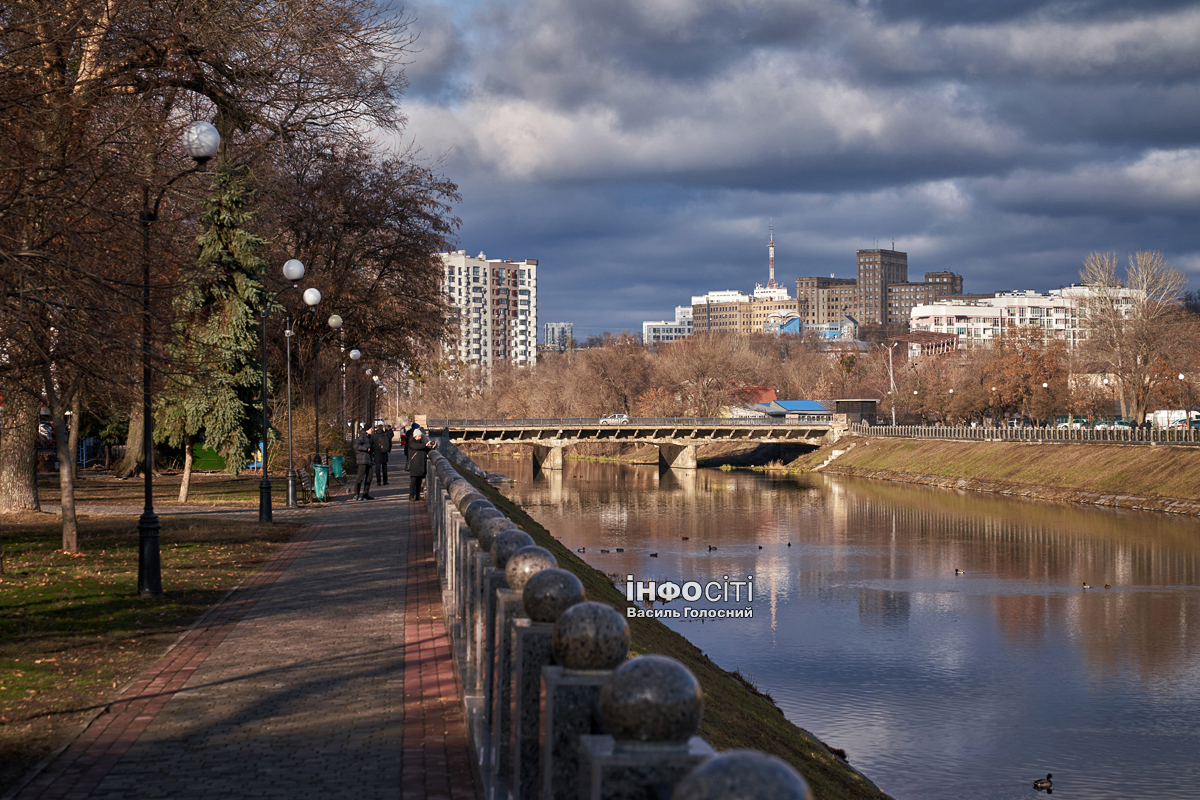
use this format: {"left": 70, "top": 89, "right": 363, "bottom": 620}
{"left": 1079, "top": 251, "right": 1188, "bottom": 423}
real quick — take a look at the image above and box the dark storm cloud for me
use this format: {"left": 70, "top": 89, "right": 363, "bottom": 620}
{"left": 397, "top": 0, "right": 1200, "bottom": 337}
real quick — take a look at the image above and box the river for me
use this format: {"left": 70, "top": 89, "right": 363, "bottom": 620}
{"left": 469, "top": 452, "right": 1200, "bottom": 800}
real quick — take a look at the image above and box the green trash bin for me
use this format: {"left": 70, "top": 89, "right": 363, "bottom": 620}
{"left": 312, "top": 464, "right": 329, "bottom": 501}
{"left": 329, "top": 455, "right": 345, "bottom": 479}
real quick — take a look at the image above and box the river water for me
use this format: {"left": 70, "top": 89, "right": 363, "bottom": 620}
{"left": 470, "top": 453, "right": 1200, "bottom": 800}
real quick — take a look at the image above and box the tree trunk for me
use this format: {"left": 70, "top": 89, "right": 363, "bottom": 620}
{"left": 44, "top": 363, "right": 78, "bottom": 552}
{"left": 0, "top": 378, "right": 42, "bottom": 512}
{"left": 118, "top": 403, "right": 145, "bottom": 478}
{"left": 179, "top": 433, "right": 194, "bottom": 503}
{"left": 68, "top": 389, "right": 81, "bottom": 480}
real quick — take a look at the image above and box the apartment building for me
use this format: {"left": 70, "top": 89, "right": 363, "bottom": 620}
{"left": 908, "top": 285, "right": 1137, "bottom": 348}
{"left": 440, "top": 250, "right": 538, "bottom": 368}
{"left": 544, "top": 321, "right": 573, "bottom": 351}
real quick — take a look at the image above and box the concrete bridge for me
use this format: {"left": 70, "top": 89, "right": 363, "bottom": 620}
{"left": 427, "top": 416, "right": 834, "bottom": 470}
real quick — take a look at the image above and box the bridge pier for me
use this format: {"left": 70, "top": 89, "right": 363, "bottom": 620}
{"left": 530, "top": 444, "right": 564, "bottom": 471}
{"left": 658, "top": 443, "right": 697, "bottom": 470}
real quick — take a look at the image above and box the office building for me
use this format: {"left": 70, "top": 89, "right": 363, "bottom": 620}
{"left": 440, "top": 250, "right": 538, "bottom": 368}
{"left": 643, "top": 306, "right": 693, "bottom": 344}
{"left": 794, "top": 249, "right": 963, "bottom": 327}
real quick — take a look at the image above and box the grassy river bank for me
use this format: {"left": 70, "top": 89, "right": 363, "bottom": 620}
{"left": 801, "top": 435, "right": 1200, "bottom": 516}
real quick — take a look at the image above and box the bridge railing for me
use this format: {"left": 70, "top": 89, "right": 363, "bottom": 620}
{"left": 851, "top": 422, "right": 1200, "bottom": 446}
{"left": 428, "top": 416, "right": 832, "bottom": 428}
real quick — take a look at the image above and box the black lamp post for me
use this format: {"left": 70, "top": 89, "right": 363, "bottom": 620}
{"left": 313, "top": 314, "right": 344, "bottom": 467}
{"left": 137, "top": 120, "right": 220, "bottom": 599}
{"left": 258, "top": 261, "right": 321, "bottom": 522}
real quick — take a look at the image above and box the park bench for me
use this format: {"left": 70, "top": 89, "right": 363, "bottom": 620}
{"left": 298, "top": 468, "right": 314, "bottom": 504}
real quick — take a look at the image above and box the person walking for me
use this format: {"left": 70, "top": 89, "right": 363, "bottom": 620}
{"left": 406, "top": 428, "right": 435, "bottom": 501}
{"left": 371, "top": 425, "right": 394, "bottom": 485}
{"left": 352, "top": 424, "right": 375, "bottom": 500}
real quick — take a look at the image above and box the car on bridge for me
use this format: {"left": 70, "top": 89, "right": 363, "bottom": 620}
{"left": 599, "top": 413, "right": 630, "bottom": 425}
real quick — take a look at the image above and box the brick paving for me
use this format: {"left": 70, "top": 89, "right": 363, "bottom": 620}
{"left": 9, "top": 480, "right": 477, "bottom": 800}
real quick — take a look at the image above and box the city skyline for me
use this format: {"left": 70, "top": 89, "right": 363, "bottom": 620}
{"left": 395, "top": 0, "right": 1200, "bottom": 339}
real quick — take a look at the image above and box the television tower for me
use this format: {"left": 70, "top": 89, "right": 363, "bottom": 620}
{"left": 767, "top": 224, "right": 777, "bottom": 288}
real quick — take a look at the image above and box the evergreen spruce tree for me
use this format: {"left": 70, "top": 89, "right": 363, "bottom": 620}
{"left": 157, "top": 164, "right": 274, "bottom": 483}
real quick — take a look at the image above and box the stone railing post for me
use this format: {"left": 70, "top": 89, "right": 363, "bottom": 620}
{"left": 542, "top": 601, "right": 629, "bottom": 800}
{"left": 578, "top": 655, "right": 715, "bottom": 800}
{"left": 511, "top": 568, "right": 585, "bottom": 800}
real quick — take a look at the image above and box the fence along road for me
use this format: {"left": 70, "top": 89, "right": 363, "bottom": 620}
{"left": 851, "top": 422, "right": 1200, "bottom": 446}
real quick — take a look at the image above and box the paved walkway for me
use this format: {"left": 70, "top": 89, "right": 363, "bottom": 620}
{"left": 9, "top": 479, "right": 477, "bottom": 800}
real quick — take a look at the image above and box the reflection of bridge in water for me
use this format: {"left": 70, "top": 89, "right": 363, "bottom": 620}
{"left": 429, "top": 417, "right": 834, "bottom": 470}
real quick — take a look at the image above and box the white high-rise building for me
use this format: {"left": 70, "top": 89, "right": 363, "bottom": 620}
{"left": 440, "top": 251, "right": 538, "bottom": 369}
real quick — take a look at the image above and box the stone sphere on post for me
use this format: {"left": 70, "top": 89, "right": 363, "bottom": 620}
{"left": 462, "top": 498, "right": 494, "bottom": 526}
{"left": 473, "top": 507, "right": 507, "bottom": 530}
{"left": 599, "top": 655, "right": 703, "bottom": 743}
{"left": 674, "top": 750, "right": 814, "bottom": 800}
{"left": 478, "top": 516, "right": 519, "bottom": 551}
{"left": 522, "top": 568, "right": 585, "bottom": 623}
{"left": 490, "top": 529, "right": 535, "bottom": 570}
{"left": 448, "top": 480, "right": 475, "bottom": 505}
{"left": 551, "top": 601, "right": 629, "bottom": 671}
{"left": 505, "top": 545, "right": 557, "bottom": 594}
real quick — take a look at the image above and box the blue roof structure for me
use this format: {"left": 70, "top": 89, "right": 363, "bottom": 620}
{"left": 773, "top": 400, "right": 831, "bottom": 413}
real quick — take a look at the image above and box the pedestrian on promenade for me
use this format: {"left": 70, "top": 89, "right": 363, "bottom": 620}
{"left": 406, "top": 428, "right": 435, "bottom": 501}
{"left": 353, "top": 424, "right": 375, "bottom": 500}
{"left": 404, "top": 420, "right": 424, "bottom": 463}
{"left": 372, "top": 424, "right": 394, "bottom": 485}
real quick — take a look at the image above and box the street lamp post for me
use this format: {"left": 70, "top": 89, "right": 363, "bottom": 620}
{"left": 348, "top": 349, "right": 362, "bottom": 431}
{"left": 887, "top": 342, "right": 899, "bottom": 426}
{"left": 285, "top": 319, "right": 297, "bottom": 508}
{"left": 313, "top": 314, "right": 344, "bottom": 467}
{"left": 137, "top": 121, "right": 220, "bottom": 598}
{"left": 258, "top": 262, "right": 321, "bottom": 522}
{"left": 1179, "top": 373, "right": 1193, "bottom": 435}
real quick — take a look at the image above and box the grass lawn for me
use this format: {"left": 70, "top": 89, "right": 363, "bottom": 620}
{"left": 37, "top": 469, "right": 297, "bottom": 507}
{"left": 0, "top": 509, "right": 303, "bottom": 793}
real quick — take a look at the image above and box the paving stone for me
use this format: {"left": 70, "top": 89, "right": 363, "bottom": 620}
{"left": 11, "top": 481, "right": 476, "bottom": 800}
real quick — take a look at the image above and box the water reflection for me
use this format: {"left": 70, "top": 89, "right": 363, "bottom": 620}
{"left": 476, "top": 454, "right": 1200, "bottom": 800}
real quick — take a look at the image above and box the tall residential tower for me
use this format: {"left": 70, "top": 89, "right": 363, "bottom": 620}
{"left": 440, "top": 250, "right": 538, "bottom": 369}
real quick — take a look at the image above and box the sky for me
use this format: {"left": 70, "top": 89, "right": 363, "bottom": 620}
{"left": 388, "top": 0, "right": 1200, "bottom": 339}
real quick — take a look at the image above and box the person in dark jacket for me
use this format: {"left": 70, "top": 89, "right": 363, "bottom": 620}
{"left": 352, "top": 425, "right": 375, "bottom": 500}
{"left": 371, "top": 425, "right": 394, "bottom": 485}
{"left": 404, "top": 421, "right": 424, "bottom": 464}
{"left": 406, "top": 428, "right": 435, "bottom": 501}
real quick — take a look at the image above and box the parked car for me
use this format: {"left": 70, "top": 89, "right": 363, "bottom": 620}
{"left": 599, "top": 413, "right": 630, "bottom": 425}
{"left": 1056, "top": 416, "right": 1088, "bottom": 429}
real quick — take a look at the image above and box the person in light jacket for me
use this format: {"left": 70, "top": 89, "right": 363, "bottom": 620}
{"left": 406, "top": 428, "right": 435, "bottom": 501}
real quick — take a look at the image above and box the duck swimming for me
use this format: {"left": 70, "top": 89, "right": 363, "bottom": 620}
{"left": 1033, "top": 773, "right": 1052, "bottom": 792}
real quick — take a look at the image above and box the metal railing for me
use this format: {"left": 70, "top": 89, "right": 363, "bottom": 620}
{"left": 428, "top": 416, "right": 832, "bottom": 428}
{"left": 852, "top": 422, "right": 1200, "bottom": 446}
